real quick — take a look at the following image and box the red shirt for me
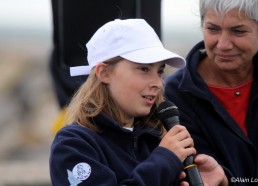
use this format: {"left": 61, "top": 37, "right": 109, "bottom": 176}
{"left": 208, "top": 80, "right": 253, "bottom": 135}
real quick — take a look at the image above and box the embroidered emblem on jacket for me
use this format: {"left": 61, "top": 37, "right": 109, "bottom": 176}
{"left": 67, "top": 162, "right": 91, "bottom": 186}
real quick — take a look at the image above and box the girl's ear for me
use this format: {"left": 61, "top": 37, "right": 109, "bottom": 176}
{"left": 95, "top": 63, "right": 111, "bottom": 83}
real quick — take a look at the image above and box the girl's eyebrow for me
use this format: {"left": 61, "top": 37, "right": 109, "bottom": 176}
{"left": 134, "top": 62, "right": 152, "bottom": 65}
{"left": 141, "top": 63, "right": 166, "bottom": 66}
{"left": 134, "top": 62, "right": 166, "bottom": 68}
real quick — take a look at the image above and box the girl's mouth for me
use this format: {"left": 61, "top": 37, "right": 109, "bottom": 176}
{"left": 143, "top": 96, "right": 155, "bottom": 101}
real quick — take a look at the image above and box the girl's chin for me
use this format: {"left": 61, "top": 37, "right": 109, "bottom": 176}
{"left": 136, "top": 110, "right": 151, "bottom": 117}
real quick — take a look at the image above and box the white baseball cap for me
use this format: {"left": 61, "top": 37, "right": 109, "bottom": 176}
{"left": 70, "top": 19, "right": 186, "bottom": 76}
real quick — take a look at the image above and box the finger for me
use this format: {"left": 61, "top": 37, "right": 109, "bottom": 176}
{"left": 194, "top": 154, "right": 206, "bottom": 164}
{"left": 169, "top": 125, "right": 187, "bottom": 135}
{"left": 184, "top": 147, "right": 196, "bottom": 157}
{"left": 178, "top": 171, "right": 186, "bottom": 180}
{"left": 180, "top": 137, "right": 195, "bottom": 148}
{"left": 170, "top": 128, "right": 191, "bottom": 141}
{"left": 179, "top": 181, "right": 189, "bottom": 186}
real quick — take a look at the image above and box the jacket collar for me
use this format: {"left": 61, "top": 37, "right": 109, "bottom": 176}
{"left": 178, "top": 41, "right": 212, "bottom": 100}
{"left": 92, "top": 112, "right": 162, "bottom": 138}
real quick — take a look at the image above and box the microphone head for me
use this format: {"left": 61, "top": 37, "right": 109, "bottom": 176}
{"left": 157, "top": 101, "right": 179, "bottom": 121}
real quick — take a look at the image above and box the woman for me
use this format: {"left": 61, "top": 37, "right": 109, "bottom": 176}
{"left": 165, "top": 0, "right": 258, "bottom": 185}
{"left": 50, "top": 19, "right": 227, "bottom": 185}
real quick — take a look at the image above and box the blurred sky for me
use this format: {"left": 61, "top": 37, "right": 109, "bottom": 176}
{"left": 0, "top": 0, "right": 51, "bottom": 31}
{"left": 162, "top": 0, "right": 202, "bottom": 56}
{"left": 0, "top": 0, "right": 202, "bottom": 57}
{"left": 0, "top": 0, "right": 52, "bottom": 67}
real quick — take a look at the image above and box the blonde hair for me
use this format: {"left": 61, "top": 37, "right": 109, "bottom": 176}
{"left": 65, "top": 57, "right": 165, "bottom": 133}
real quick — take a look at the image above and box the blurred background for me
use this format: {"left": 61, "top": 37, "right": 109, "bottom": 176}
{"left": 0, "top": 0, "right": 201, "bottom": 185}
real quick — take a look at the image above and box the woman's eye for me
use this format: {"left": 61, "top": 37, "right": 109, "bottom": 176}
{"left": 207, "top": 27, "right": 220, "bottom": 33}
{"left": 233, "top": 29, "right": 246, "bottom": 36}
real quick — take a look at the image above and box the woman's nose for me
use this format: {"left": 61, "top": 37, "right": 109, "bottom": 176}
{"left": 217, "top": 32, "right": 233, "bottom": 50}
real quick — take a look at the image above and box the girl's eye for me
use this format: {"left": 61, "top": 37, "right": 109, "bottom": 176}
{"left": 139, "top": 66, "right": 149, "bottom": 72}
{"left": 158, "top": 69, "right": 165, "bottom": 76}
{"left": 138, "top": 65, "right": 165, "bottom": 77}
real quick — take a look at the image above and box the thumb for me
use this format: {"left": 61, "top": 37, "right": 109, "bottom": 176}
{"left": 194, "top": 154, "right": 207, "bottom": 164}
{"left": 194, "top": 154, "right": 218, "bottom": 171}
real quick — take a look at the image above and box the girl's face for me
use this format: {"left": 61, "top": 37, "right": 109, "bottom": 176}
{"left": 202, "top": 9, "right": 258, "bottom": 73}
{"left": 104, "top": 59, "right": 165, "bottom": 126}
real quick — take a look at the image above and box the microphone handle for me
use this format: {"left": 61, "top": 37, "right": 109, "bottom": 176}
{"left": 161, "top": 117, "right": 204, "bottom": 186}
{"left": 184, "top": 156, "right": 204, "bottom": 186}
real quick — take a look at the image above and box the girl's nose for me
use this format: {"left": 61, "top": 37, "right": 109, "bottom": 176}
{"left": 150, "top": 74, "right": 163, "bottom": 90}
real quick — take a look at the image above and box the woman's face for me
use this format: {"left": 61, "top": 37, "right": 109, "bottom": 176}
{"left": 105, "top": 59, "right": 165, "bottom": 126}
{"left": 202, "top": 9, "right": 258, "bottom": 73}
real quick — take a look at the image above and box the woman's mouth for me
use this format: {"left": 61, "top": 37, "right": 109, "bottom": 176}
{"left": 217, "top": 54, "right": 236, "bottom": 62}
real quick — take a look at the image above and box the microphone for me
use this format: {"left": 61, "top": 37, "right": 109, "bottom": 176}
{"left": 157, "top": 101, "right": 204, "bottom": 186}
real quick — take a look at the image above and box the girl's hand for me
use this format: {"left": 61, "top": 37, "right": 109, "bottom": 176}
{"left": 159, "top": 125, "right": 196, "bottom": 162}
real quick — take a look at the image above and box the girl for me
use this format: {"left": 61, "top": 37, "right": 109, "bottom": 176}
{"left": 50, "top": 19, "right": 227, "bottom": 186}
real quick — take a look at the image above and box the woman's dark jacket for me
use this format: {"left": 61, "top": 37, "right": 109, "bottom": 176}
{"left": 164, "top": 41, "right": 258, "bottom": 185}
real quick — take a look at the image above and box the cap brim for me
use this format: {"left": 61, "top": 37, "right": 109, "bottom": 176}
{"left": 120, "top": 47, "right": 186, "bottom": 68}
{"left": 70, "top": 66, "right": 92, "bottom": 76}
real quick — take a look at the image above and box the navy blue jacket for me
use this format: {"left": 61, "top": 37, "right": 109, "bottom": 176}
{"left": 164, "top": 41, "right": 258, "bottom": 185}
{"left": 50, "top": 112, "right": 183, "bottom": 186}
